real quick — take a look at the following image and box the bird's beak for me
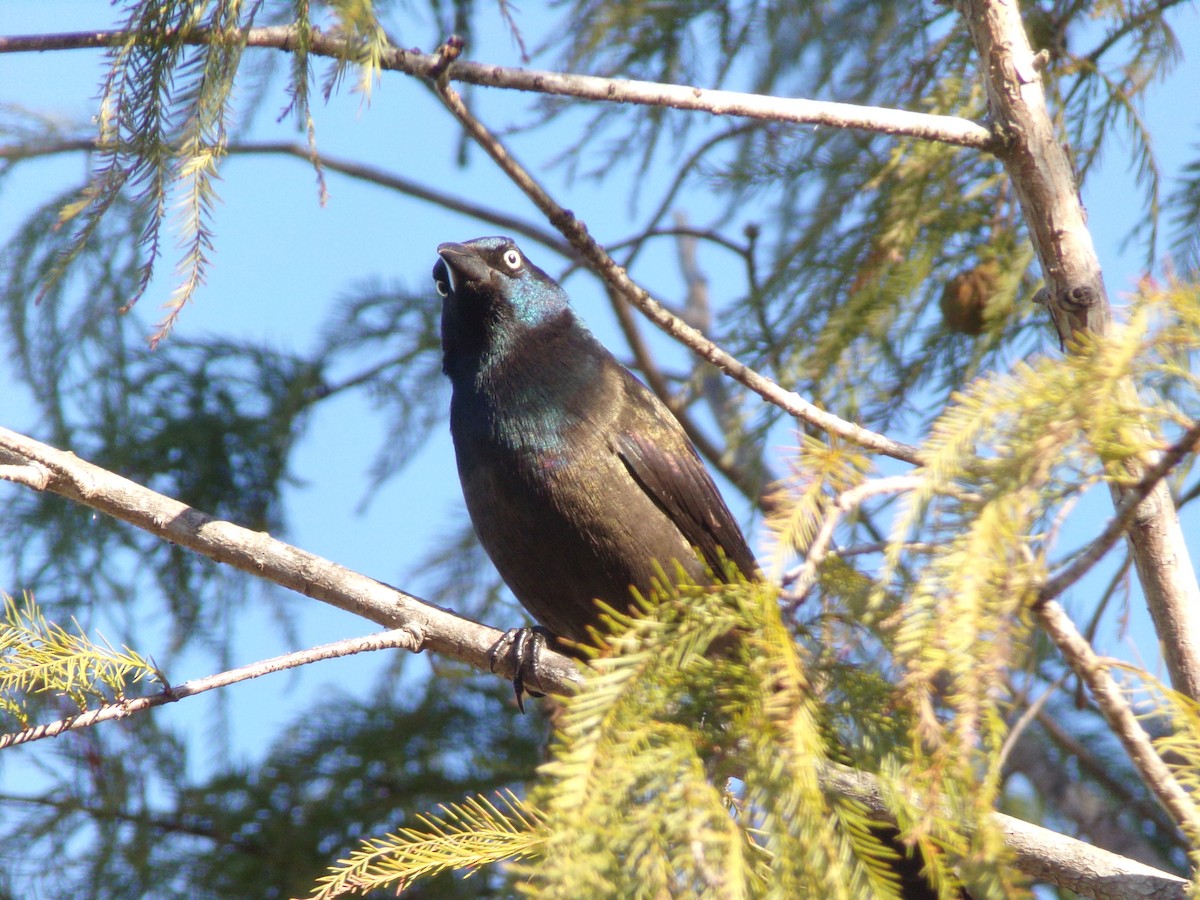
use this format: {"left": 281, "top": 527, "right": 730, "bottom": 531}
{"left": 437, "top": 242, "right": 492, "bottom": 294}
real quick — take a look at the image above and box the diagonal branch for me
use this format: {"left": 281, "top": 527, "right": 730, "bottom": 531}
{"left": 0, "top": 426, "right": 584, "bottom": 698}
{"left": 227, "top": 141, "right": 570, "bottom": 254}
{"left": 0, "top": 25, "right": 932, "bottom": 465}
{"left": 1033, "top": 596, "right": 1200, "bottom": 838}
{"left": 782, "top": 475, "right": 926, "bottom": 605}
{"left": 1040, "top": 418, "right": 1200, "bottom": 603}
{"left": 957, "top": 0, "right": 1200, "bottom": 701}
{"left": 0, "top": 429, "right": 1187, "bottom": 896}
{"left": 431, "top": 79, "right": 925, "bottom": 466}
{"left": 0, "top": 137, "right": 570, "bottom": 256}
{"left": 824, "top": 765, "right": 1190, "bottom": 900}
{"left": 0, "top": 135, "right": 774, "bottom": 507}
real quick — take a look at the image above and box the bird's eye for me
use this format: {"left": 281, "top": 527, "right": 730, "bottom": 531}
{"left": 435, "top": 279, "right": 449, "bottom": 297}
{"left": 502, "top": 249, "right": 522, "bottom": 270}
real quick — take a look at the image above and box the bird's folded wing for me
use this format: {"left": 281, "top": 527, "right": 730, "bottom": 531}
{"left": 614, "top": 429, "right": 757, "bottom": 581}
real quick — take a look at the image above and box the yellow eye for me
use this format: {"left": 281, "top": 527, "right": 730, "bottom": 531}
{"left": 502, "top": 249, "right": 521, "bottom": 270}
{"left": 435, "top": 279, "right": 449, "bottom": 297}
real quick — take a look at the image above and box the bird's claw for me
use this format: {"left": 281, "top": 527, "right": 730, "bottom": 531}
{"left": 488, "top": 626, "right": 551, "bottom": 713}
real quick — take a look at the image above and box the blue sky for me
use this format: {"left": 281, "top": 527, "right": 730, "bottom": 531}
{"left": 2, "top": 0, "right": 1199, "bottom": 785}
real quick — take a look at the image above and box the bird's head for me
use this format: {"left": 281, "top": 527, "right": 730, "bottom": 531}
{"left": 434, "top": 236, "right": 570, "bottom": 375}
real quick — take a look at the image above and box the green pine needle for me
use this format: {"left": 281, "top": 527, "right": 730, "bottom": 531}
{"left": 0, "top": 593, "right": 161, "bottom": 725}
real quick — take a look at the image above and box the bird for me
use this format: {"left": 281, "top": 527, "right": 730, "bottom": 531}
{"left": 433, "top": 235, "right": 757, "bottom": 661}
{"left": 433, "top": 236, "right": 960, "bottom": 900}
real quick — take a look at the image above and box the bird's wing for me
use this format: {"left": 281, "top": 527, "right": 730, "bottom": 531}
{"left": 614, "top": 424, "right": 758, "bottom": 582}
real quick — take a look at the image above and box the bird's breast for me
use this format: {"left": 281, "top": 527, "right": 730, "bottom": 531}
{"left": 445, "top": 350, "right": 720, "bottom": 636}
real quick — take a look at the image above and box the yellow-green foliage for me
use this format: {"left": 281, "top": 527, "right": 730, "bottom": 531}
{"left": 309, "top": 283, "right": 1200, "bottom": 899}
{"left": 0, "top": 593, "right": 160, "bottom": 726}
{"left": 309, "top": 790, "right": 547, "bottom": 899}
{"left": 881, "top": 282, "right": 1196, "bottom": 892}
{"left": 766, "top": 434, "right": 873, "bottom": 572}
{"left": 312, "top": 578, "right": 979, "bottom": 898}
{"left": 325, "top": 0, "right": 392, "bottom": 100}
{"left": 1134, "top": 669, "right": 1200, "bottom": 894}
{"left": 43, "top": 0, "right": 394, "bottom": 342}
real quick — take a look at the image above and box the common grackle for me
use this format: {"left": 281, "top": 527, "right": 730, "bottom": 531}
{"left": 434, "top": 236, "right": 756, "bottom": 651}
{"left": 433, "top": 236, "right": 959, "bottom": 900}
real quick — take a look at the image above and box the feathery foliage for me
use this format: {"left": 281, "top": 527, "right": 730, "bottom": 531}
{"left": 167, "top": 674, "right": 545, "bottom": 900}
{"left": 1135, "top": 668, "right": 1200, "bottom": 892}
{"left": 312, "top": 790, "right": 547, "bottom": 898}
{"left": 0, "top": 593, "right": 160, "bottom": 726}
{"left": 46, "top": 1, "right": 249, "bottom": 344}
{"left": 318, "top": 576, "right": 994, "bottom": 897}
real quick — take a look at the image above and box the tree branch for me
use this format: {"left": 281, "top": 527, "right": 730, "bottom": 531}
{"left": 781, "top": 475, "right": 926, "bottom": 605}
{"left": 0, "top": 137, "right": 571, "bottom": 257}
{"left": 1, "top": 133, "right": 778, "bottom": 516}
{"left": 0, "top": 629, "right": 421, "bottom": 750}
{"left": 1039, "top": 418, "right": 1200, "bottom": 603}
{"left": 1033, "top": 596, "right": 1200, "bottom": 837}
{"left": 824, "top": 765, "right": 1190, "bottom": 900}
{"left": 0, "top": 26, "right": 933, "bottom": 465}
{"left": 1033, "top": 704, "right": 1183, "bottom": 847}
{"left": 0, "top": 426, "right": 584, "bottom": 699}
{"left": 430, "top": 79, "right": 926, "bottom": 466}
{"left": 0, "top": 27, "right": 996, "bottom": 151}
{"left": 956, "top": 0, "right": 1200, "bottom": 700}
{"left": 1008, "top": 719, "right": 1182, "bottom": 866}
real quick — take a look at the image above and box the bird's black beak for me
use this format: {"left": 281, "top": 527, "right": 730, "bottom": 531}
{"left": 437, "top": 242, "right": 492, "bottom": 294}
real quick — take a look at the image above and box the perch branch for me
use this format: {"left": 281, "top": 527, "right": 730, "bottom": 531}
{"left": 0, "top": 426, "right": 584, "bottom": 698}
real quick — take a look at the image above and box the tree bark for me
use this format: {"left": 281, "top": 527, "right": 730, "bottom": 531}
{"left": 0, "top": 426, "right": 584, "bottom": 696}
{"left": 956, "top": 0, "right": 1200, "bottom": 700}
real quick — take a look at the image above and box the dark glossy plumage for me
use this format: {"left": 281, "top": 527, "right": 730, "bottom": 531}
{"left": 433, "top": 236, "right": 957, "bottom": 900}
{"left": 434, "top": 236, "right": 756, "bottom": 649}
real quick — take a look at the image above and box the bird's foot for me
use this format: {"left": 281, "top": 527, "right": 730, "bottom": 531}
{"left": 488, "top": 626, "right": 552, "bottom": 713}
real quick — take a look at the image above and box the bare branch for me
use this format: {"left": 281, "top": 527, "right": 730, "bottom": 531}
{"left": 0, "top": 137, "right": 570, "bottom": 256}
{"left": 1040, "top": 418, "right": 1200, "bottom": 603}
{"left": 0, "top": 27, "right": 996, "bottom": 151}
{"left": 0, "top": 629, "right": 420, "bottom": 750}
{"left": 0, "top": 135, "right": 775, "bottom": 508}
{"left": 997, "top": 807, "right": 1188, "bottom": 900}
{"left": 2, "top": 430, "right": 1186, "bottom": 895}
{"left": 228, "top": 141, "right": 570, "bottom": 255}
{"left": 0, "top": 426, "right": 584, "bottom": 698}
{"left": 782, "top": 475, "right": 926, "bottom": 604}
{"left": 1033, "top": 705, "right": 1183, "bottom": 845}
{"left": 0, "top": 26, "right": 937, "bottom": 468}
{"left": 1033, "top": 596, "right": 1200, "bottom": 837}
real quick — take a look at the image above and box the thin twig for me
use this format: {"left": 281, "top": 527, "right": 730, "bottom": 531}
{"left": 1084, "top": 552, "right": 1133, "bottom": 644}
{"left": 781, "top": 475, "right": 925, "bottom": 604}
{"left": 608, "top": 227, "right": 749, "bottom": 262}
{"left": 0, "top": 137, "right": 571, "bottom": 257}
{"left": 0, "top": 629, "right": 421, "bottom": 750}
{"left": 1034, "top": 706, "right": 1183, "bottom": 844}
{"left": 995, "top": 673, "right": 1068, "bottom": 775}
{"left": 0, "top": 791, "right": 259, "bottom": 849}
{"left": 0, "top": 133, "right": 776, "bottom": 507}
{"left": 1039, "top": 418, "right": 1200, "bottom": 603}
